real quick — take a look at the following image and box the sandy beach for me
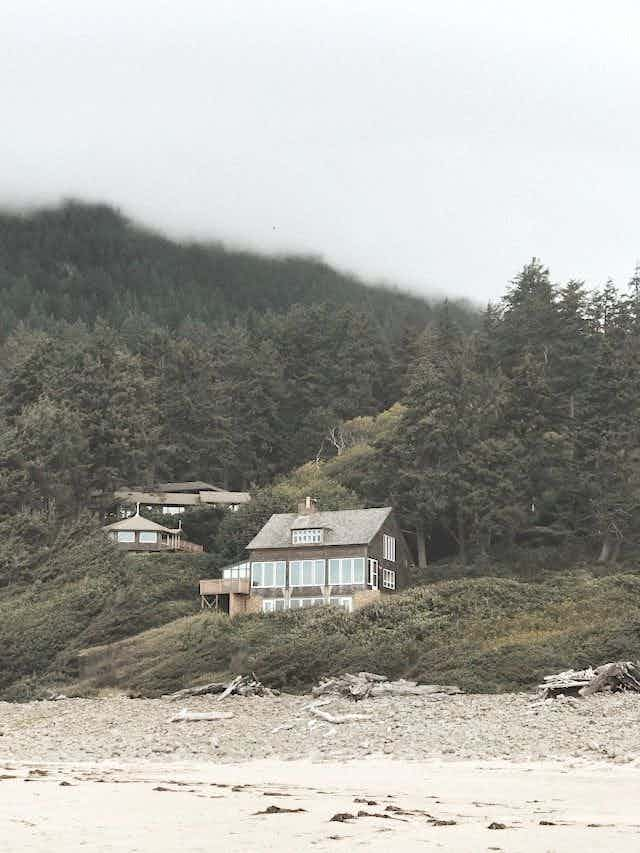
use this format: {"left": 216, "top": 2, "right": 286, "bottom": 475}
{"left": 1, "top": 693, "right": 639, "bottom": 851}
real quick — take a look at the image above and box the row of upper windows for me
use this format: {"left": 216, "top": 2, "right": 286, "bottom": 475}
{"left": 251, "top": 558, "right": 367, "bottom": 588}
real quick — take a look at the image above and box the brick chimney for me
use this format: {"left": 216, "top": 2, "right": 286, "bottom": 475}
{"left": 298, "top": 496, "right": 319, "bottom": 515}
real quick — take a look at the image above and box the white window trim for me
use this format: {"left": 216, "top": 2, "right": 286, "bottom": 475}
{"left": 382, "top": 568, "right": 396, "bottom": 590}
{"left": 117, "top": 530, "right": 136, "bottom": 543}
{"left": 383, "top": 534, "right": 396, "bottom": 562}
{"left": 289, "top": 559, "right": 326, "bottom": 587}
{"left": 262, "top": 599, "right": 286, "bottom": 613}
{"left": 222, "top": 562, "right": 251, "bottom": 580}
{"left": 251, "top": 561, "right": 287, "bottom": 589}
{"left": 291, "top": 528, "right": 323, "bottom": 545}
{"left": 138, "top": 531, "right": 158, "bottom": 544}
{"left": 328, "top": 557, "right": 366, "bottom": 586}
{"left": 368, "top": 558, "right": 379, "bottom": 590}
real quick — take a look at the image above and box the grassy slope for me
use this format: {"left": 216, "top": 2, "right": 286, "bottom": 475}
{"left": 0, "top": 519, "right": 217, "bottom": 700}
{"left": 73, "top": 572, "right": 640, "bottom": 697}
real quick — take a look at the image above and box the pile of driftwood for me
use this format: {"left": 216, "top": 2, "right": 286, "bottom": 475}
{"left": 166, "top": 674, "right": 280, "bottom": 702}
{"left": 312, "top": 672, "right": 462, "bottom": 701}
{"left": 539, "top": 661, "right": 640, "bottom": 699}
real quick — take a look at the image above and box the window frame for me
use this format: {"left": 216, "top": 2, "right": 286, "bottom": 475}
{"left": 291, "top": 528, "right": 323, "bottom": 545}
{"left": 367, "top": 558, "right": 379, "bottom": 589}
{"left": 222, "top": 562, "right": 251, "bottom": 580}
{"left": 382, "top": 568, "right": 396, "bottom": 589}
{"left": 116, "top": 530, "right": 136, "bottom": 543}
{"left": 383, "top": 533, "right": 396, "bottom": 562}
{"left": 328, "top": 556, "right": 366, "bottom": 586}
{"left": 289, "top": 559, "right": 326, "bottom": 587}
{"left": 138, "top": 531, "right": 158, "bottom": 544}
{"left": 251, "top": 561, "right": 287, "bottom": 588}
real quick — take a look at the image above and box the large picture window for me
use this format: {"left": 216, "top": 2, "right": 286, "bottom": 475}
{"left": 251, "top": 561, "right": 286, "bottom": 588}
{"left": 291, "top": 528, "right": 323, "bottom": 544}
{"left": 289, "top": 559, "right": 325, "bottom": 586}
{"left": 117, "top": 531, "right": 135, "bottom": 543}
{"left": 328, "top": 557, "right": 365, "bottom": 585}
{"left": 139, "top": 531, "right": 158, "bottom": 544}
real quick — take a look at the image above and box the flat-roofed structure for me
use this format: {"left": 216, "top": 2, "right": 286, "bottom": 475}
{"left": 114, "top": 481, "right": 250, "bottom": 516}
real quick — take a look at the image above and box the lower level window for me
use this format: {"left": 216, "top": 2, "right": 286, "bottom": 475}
{"left": 289, "top": 597, "right": 324, "bottom": 609}
{"left": 262, "top": 597, "right": 354, "bottom": 613}
{"left": 329, "top": 596, "right": 353, "bottom": 612}
{"left": 382, "top": 568, "right": 396, "bottom": 589}
{"left": 328, "top": 557, "right": 365, "bottom": 585}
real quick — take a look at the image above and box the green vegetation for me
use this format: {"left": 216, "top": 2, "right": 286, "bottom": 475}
{"left": 73, "top": 572, "right": 640, "bottom": 697}
{"left": 1, "top": 201, "right": 639, "bottom": 700}
{"left": 0, "top": 516, "right": 217, "bottom": 700}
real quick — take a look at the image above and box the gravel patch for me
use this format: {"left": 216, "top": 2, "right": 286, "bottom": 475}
{"left": 0, "top": 692, "right": 638, "bottom": 765}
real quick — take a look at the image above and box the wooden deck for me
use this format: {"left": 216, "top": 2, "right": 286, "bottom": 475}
{"left": 199, "top": 578, "right": 250, "bottom": 596}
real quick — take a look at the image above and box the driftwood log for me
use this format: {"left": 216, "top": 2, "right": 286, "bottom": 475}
{"left": 309, "top": 706, "right": 368, "bottom": 724}
{"left": 312, "top": 672, "right": 462, "bottom": 701}
{"left": 539, "top": 661, "right": 640, "bottom": 699}
{"left": 170, "top": 708, "right": 234, "bottom": 723}
{"left": 165, "top": 674, "right": 279, "bottom": 701}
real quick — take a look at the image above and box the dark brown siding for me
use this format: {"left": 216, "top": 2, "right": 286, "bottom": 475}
{"left": 366, "top": 513, "right": 412, "bottom": 593}
{"left": 246, "top": 511, "right": 412, "bottom": 604}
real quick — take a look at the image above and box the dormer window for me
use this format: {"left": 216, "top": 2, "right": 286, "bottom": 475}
{"left": 292, "top": 528, "right": 323, "bottom": 545}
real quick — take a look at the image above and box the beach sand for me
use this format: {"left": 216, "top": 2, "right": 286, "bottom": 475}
{"left": 1, "top": 758, "right": 638, "bottom": 851}
{"left": 1, "top": 693, "right": 639, "bottom": 851}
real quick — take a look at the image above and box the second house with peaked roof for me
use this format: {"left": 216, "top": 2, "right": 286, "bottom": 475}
{"left": 199, "top": 497, "right": 411, "bottom": 616}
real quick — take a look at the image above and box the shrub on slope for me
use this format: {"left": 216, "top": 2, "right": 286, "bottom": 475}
{"left": 74, "top": 573, "right": 640, "bottom": 697}
{"left": 0, "top": 515, "right": 213, "bottom": 699}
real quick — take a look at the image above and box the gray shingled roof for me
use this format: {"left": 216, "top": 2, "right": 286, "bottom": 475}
{"left": 246, "top": 507, "right": 393, "bottom": 550}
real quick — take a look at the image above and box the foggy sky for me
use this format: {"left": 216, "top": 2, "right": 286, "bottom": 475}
{"left": 3, "top": 1, "right": 640, "bottom": 303}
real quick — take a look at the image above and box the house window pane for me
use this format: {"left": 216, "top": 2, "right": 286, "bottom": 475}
{"left": 292, "top": 528, "right": 322, "bottom": 544}
{"left": 275, "top": 562, "right": 286, "bottom": 587}
{"left": 262, "top": 600, "right": 274, "bottom": 613}
{"left": 353, "top": 558, "right": 365, "bottom": 584}
{"left": 251, "top": 563, "right": 263, "bottom": 587}
{"left": 162, "top": 506, "right": 184, "bottom": 515}
{"left": 117, "top": 531, "right": 135, "bottom": 543}
{"left": 383, "top": 534, "right": 396, "bottom": 562}
{"left": 274, "top": 598, "right": 286, "bottom": 611}
{"left": 314, "top": 560, "right": 325, "bottom": 585}
{"left": 263, "top": 563, "right": 275, "bottom": 587}
{"left": 139, "top": 531, "right": 158, "bottom": 544}
{"left": 302, "top": 560, "right": 314, "bottom": 585}
{"left": 328, "top": 559, "right": 340, "bottom": 584}
{"left": 290, "top": 561, "right": 302, "bottom": 586}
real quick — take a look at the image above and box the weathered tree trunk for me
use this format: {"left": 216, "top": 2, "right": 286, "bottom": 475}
{"left": 598, "top": 535, "right": 621, "bottom": 563}
{"left": 457, "top": 509, "right": 467, "bottom": 564}
{"left": 416, "top": 522, "right": 428, "bottom": 569}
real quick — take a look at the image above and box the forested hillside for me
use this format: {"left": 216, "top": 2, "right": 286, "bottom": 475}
{"left": 0, "top": 201, "right": 475, "bottom": 497}
{"left": 1, "top": 201, "right": 640, "bottom": 699}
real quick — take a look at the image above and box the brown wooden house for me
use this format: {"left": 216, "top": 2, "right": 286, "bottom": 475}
{"left": 199, "top": 497, "right": 411, "bottom": 615}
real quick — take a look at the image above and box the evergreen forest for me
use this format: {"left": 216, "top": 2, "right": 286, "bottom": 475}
{"left": 1, "top": 201, "right": 639, "bottom": 699}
